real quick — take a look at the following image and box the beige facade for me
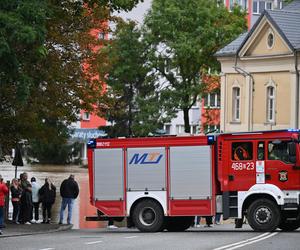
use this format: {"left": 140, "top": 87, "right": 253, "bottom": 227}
{"left": 218, "top": 16, "right": 300, "bottom": 133}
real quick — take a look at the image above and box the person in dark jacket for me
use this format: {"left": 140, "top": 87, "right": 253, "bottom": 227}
{"left": 19, "top": 172, "right": 32, "bottom": 224}
{"left": 39, "top": 178, "right": 56, "bottom": 224}
{"left": 59, "top": 175, "right": 79, "bottom": 225}
{"left": 10, "top": 178, "right": 22, "bottom": 224}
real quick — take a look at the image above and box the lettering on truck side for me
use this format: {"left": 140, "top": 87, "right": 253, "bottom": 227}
{"left": 129, "top": 153, "right": 163, "bottom": 165}
{"left": 231, "top": 162, "right": 255, "bottom": 171}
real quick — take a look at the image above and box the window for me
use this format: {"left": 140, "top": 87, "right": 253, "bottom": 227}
{"left": 268, "top": 141, "right": 294, "bottom": 164}
{"left": 267, "top": 31, "right": 274, "bottom": 49}
{"left": 164, "top": 59, "right": 172, "bottom": 74}
{"left": 259, "top": 1, "right": 265, "bottom": 13}
{"left": 82, "top": 112, "right": 90, "bottom": 121}
{"left": 253, "top": 1, "right": 273, "bottom": 14}
{"left": 217, "top": 94, "right": 221, "bottom": 107}
{"left": 165, "top": 125, "right": 171, "bottom": 134}
{"left": 176, "top": 125, "right": 185, "bottom": 134}
{"left": 253, "top": 0, "right": 258, "bottom": 13}
{"left": 229, "top": 0, "right": 235, "bottom": 10}
{"left": 266, "top": 86, "right": 275, "bottom": 123}
{"left": 230, "top": 0, "right": 248, "bottom": 10}
{"left": 98, "top": 32, "right": 105, "bottom": 40}
{"left": 232, "top": 87, "right": 240, "bottom": 121}
{"left": 242, "top": 0, "right": 248, "bottom": 9}
{"left": 204, "top": 92, "right": 220, "bottom": 108}
{"left": 266, "top": 1, "right": 272, "bottom": 9}
{"left": 257, "top": 142, "right": 265, "bottom": 160}
{"left": 232, "top": 142, "right": 253, "bottom": 161}
{"left": 204, "top": 124, "right": 220, "bottom": 134}
{"left": 191, "top": 125, "right": 200, "bottom": 135}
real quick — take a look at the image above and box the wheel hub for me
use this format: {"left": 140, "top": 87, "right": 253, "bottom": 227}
{"left": 139, "top": 207, "right": 156, "bottom": 226}
{"left": 255, "top": 207, "right": 271, "bottom": 224}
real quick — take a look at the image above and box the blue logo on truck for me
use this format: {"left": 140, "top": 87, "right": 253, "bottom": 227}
{"left": 129, "top": 153, "right": 163, "bottom": 165}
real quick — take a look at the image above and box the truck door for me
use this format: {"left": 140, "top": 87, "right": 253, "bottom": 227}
{"left": 265, "top": 140, "right": 300, "bottom": 190}
{"left": 228, "top": 141, "right": 256, "bottom": 191}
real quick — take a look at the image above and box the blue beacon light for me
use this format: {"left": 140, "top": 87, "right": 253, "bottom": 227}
{"left": 288, "top": 129, "right": 300, "bottom": 132}
{"left": 87, "top": 139, "right": 96, "bottom": 148}
{"left": 207, "top": 135, "right": 215, "bottom": 145}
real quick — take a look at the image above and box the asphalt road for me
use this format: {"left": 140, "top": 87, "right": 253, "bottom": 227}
{"left": 1, "top": 224, "right": 300, "bottom": 250}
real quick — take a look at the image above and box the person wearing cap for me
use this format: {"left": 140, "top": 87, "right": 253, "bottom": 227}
{"left": 0, "top": 174, "right": 9, "bottom": 235}
{"left": 31, "top": 177, "right": 40, "bottom": 223}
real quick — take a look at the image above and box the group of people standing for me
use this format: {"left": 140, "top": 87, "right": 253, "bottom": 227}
{"left": 10, "top": 172, "right": 56, "bottom": 224}
{"left": 0, "top": 173, "right": 79, "bottom": 235}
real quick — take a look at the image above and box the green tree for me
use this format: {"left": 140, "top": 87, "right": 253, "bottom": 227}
{"left": 0, "top": 0, "right": 143, "bottom": 155}
{"left": 96, "top": 21, "right": 175, "bottom": 137}
{"left": 143, "top": 0, "right": 247, "bottom": 133}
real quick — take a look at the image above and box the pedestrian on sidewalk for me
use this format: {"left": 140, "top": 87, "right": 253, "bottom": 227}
{"left": 59, "top": 175, "right": 79, "bottom": 225}
{"left": 31, "top": 177, "right": 40, "bottom": 223}
{"left": 39, "top": 178, "right": 56, "bottom": 224}
{"left": 0, "top": 174, "right": 9, "bottom": 235}
{"left": 107, "top": 218, "right": 118, "bottom": 229}
{"left": 214, "top": 213, "right": 222, "bottom": 225}
{"left": 19, "top": 172, "right": 33, "bottom": 224}
{"left": 204, "top": 216, "right": 213, "bottom": 227}
{"left": 10, "top": 178, "right": 22, "bottom": 224}
{"left": 193, "top": 216, "right": 201, "bottom": 227}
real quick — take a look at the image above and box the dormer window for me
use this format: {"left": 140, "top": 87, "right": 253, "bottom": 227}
{"left": 98, "top": 32, "right": 105, "bottom": 40}
{"left": 82, "top": 112, "right": 90, "bottom": 121}
{"left": 267, "top": 30, "right": 274, "bottom": 49}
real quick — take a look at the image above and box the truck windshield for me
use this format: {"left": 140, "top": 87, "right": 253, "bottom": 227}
{"left": 268, "top": 141, "right": 293, "bottom": 164}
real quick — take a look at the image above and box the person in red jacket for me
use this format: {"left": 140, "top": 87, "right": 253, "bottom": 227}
{"left": 0, "top": 174, "right": 9, "bottom": 235}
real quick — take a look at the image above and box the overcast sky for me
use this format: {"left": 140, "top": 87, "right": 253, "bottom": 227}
{"left": 115, "top": 0, "right": 152, "bottom": 24}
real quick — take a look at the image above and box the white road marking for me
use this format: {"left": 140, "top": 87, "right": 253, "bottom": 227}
{"left": 213, "top": 232, "right": 278, "bottom": 250}
{"left": 39, "top": 248, "right": 55, "bottom": 250}
{"left": 225, "top": 232, "right": 278, "bottom": 250}
{"left": 124, "top": 236, "right": 138, "bottom": 239}
{"left": 85, "top": 240, "right": 103, "bottom": 245}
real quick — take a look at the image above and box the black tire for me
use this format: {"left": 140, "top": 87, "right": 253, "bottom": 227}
{"left": 247, "top": 198, "right": 280, "bottom": 232}
{"left": 165, "top": 216, "right": 194, "bottom": 232}
{"left": 132, "top": 199, "right": 165, "bottom": 232}
{"left": 278, "top": 219, "right": 300, "bottom": 231}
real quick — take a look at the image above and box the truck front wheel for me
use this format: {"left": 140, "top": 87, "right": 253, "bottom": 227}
{"left": 247, "top": 198, "right": 280, "bottom": 232}
{"left": 132, "top": 199, "right": 164, "bottom": 232}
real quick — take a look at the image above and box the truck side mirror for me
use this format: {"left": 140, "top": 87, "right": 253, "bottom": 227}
{"left": 288, "top": 142, "right": 296, "bottom": 163}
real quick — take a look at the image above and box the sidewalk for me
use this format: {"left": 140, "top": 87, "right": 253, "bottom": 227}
{"left": 0, "top": 221, "right": 72, "bottom": 238}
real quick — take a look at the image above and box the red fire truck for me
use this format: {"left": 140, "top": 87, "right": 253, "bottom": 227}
{"left": 87, "top": 129, "right": 300, "bottom": 232}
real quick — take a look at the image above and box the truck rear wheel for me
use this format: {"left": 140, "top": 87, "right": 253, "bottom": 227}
{"left": 132, "top": 199, "right": 164, "bottom": 232}
{"left": 247, "top": 198, "right": 280, "bottom": 232}
{"left": 165, "top": 216, "right": 194, "bottom": 232}
{"left": 278, "top": 219, "right": 300, "bottom": 231}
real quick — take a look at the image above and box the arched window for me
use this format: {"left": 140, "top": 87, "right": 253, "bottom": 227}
{"left": 266, "top": 86, "right": 275, "bottom": 122}
{"left": 232, "top": 87, "right": 240, "bottom": 121}
{"left": 267, "top": 29, "right": 274, "bottom": 49}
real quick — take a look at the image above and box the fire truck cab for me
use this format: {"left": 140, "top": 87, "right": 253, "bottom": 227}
{"left": 87, "top": 129, "right": 300, "bottom": 232}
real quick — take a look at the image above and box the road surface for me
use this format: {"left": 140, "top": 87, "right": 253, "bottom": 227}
{"left": 1, "top": 224, "right": 299, "bottom": 250}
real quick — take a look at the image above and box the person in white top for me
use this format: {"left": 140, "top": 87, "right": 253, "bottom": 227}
{"left": 31, "top": 177, "right": 40, "bottom": 223}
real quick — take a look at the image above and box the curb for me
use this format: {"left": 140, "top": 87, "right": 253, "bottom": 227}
{"left": 0, "top": 224, "right": 73, "bottom": 238}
